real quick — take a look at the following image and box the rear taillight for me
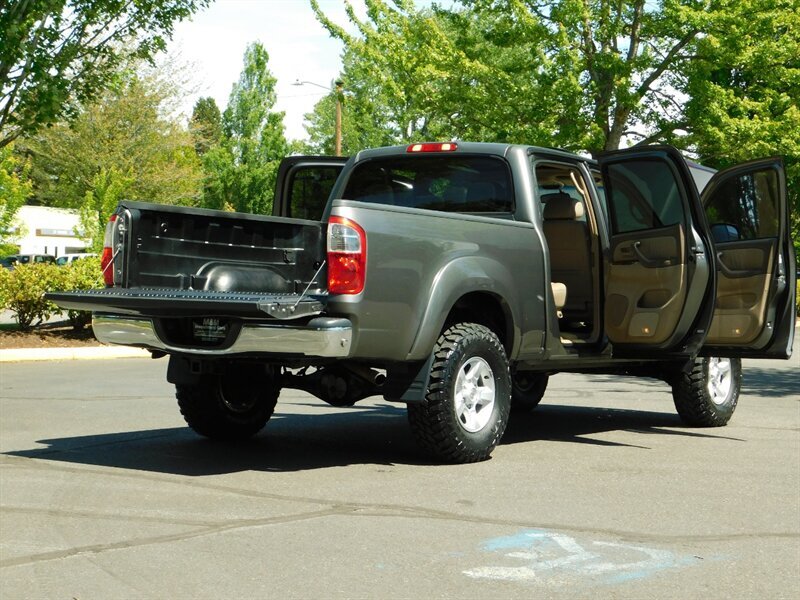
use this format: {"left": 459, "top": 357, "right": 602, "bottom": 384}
{"left": 101, "top": 214, "right": 117, "bottom": 286}
{"left": 327, "top": 216, "right": 366, "bottom": 295}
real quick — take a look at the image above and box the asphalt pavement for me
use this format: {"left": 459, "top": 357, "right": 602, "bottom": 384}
{"left": 0, "top": 356, "right": 798, "bottom": 599}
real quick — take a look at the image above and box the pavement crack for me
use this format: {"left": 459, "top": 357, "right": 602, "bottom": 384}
{"left": 0, "top": 506, "right": 349, "bottom": 569}
{"left": 0, "top": 505, "right": 220, "bottom": 528}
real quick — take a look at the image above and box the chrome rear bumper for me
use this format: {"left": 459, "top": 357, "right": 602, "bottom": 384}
{"left": 92, "top": 315, "right": 353, "bottom": 357}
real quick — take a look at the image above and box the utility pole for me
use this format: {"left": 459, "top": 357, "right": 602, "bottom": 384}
{"left": 293, "top": 79, "right": 345, "bottom": 156}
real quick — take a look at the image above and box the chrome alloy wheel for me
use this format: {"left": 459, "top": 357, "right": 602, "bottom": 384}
{"left": 454, "top": 357, "right": 496, "bottom": 433}
{"left": 707, "top": 357, "right": 733, "bottom": 406}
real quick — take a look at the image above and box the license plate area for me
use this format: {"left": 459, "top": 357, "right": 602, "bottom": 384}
{"left": 193, "top": 318, "right": 229, "bottom": 343}
{"left": 155, "top": 317, "right": 241, "bottom": 348}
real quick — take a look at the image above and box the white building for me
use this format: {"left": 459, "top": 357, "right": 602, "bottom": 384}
{"left": 8, "top": 205, "right": 89, "bottom": 257}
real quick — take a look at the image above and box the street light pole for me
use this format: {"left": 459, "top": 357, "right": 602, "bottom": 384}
{"left": 293, "top": 79, "right": 344, "bottom": 157}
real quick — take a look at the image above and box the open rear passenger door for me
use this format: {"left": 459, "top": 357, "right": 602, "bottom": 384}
{"left": 699, "top": 158, "right": 796, "bottom": 358}
{"left": 598, "top": 146, "right": 715, "bottom": 357}
{"left": 273, "top": 156, "right": 348, "bottom": 220}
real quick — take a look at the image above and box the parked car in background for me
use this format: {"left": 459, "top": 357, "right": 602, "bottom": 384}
{"left": 1, "top": 256, "right": 17, "bottom": 269}
{"left": 4, "top": 254, "right": 56, "bottom": 266}
{"left": 55, "top": 253, "right": 96, "bottom": 266}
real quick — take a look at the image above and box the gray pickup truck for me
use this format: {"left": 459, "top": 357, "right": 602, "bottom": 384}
{"left": 50, "top": 142, "right": 796, "bottom": 463}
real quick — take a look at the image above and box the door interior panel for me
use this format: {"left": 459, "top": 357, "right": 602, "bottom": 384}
{"left": 605, "top": 224, "right": 687, "bottom": 344}
{"left": 700, "top": 160, "right": 792, "bottom": 355}
{"left": 599, "top": 148, "right": 713, "bottom": 354}
{"left": 706, "top": 239, "right": 776, "bottom": 344}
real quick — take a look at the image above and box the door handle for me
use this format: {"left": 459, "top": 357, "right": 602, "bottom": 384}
{"left": 632, "top": 241, "right": 663, "bottom": 268}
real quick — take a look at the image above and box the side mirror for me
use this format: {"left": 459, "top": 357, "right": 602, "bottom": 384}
{"left": 711, "top": 223, "right": 741, "bottom": 243}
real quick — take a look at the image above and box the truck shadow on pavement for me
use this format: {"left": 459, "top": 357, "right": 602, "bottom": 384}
{"left": 503, "top": 404, "right": 743, "bottom": 448}
{"left": 6, "top": 400, "right": 743, "bottom": 475}
{"left": 741, "top": 366, "right": 800, "bottom": 398}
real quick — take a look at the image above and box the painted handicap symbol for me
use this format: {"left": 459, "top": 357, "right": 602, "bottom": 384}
{"left": 464, "top": 529, "right": 697, "bottom": 585}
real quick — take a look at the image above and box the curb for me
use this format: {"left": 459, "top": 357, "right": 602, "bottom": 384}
{"left": 0, "top": 346, "right": 151, "bottom": 363}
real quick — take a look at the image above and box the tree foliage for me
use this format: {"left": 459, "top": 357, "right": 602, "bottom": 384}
{"left": 201, "top": 42, "right": 288, "bottom": 214}
{"left": 0, "top": 0, "right": 208, "bottom": 148}
{"left": 312, "top": 0, "right": 799, "bottom": 259}
{"left": 683, "top": 0, "right": 800, "bottom": 259}
{"left": 312, "top": 0, "right": 799, "bottom": 155}
{"left": 302, "top": 56, "right": 400, "bottom": 155}
{"left": 309, "top": 0, "right": 464, "bottom": 149}
{"left": 190, "top": 96, "right": 222, "bottom": 155}
{"left": 23, "top": 68, "right": 203, "bottom": 210}
{"left": 79, "top": 167, "right": 132, "bottom": 252}
{"left": 0, "top": 142, "right": 31, "bottom": 242}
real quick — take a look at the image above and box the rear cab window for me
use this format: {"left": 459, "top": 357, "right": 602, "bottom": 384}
{"left": 341, "top": 155, "right": 514, "bottom": 215}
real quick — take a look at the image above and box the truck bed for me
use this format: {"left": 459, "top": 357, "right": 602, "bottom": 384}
{"left": 48, "top": 201, "right": 328, "bottom": 321}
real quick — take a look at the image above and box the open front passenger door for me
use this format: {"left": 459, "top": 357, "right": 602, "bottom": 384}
{"left": 598, "top": 146, "right": 715, "bottom": 357}
{"left": 699, "top": 158, "right": 795, "bottom": 358}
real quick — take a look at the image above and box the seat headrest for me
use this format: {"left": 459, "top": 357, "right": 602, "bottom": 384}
{"left": 542, "top": 192, "right": 585, "bottom": 220}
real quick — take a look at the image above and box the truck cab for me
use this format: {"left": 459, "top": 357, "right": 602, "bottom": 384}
{"left": 280, "top": 145, "right": 794, "bottom": 361}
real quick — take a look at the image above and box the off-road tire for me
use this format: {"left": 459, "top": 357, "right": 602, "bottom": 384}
{"left": 176, "top": 366, "right": 280, "bottom": 440}
{"left": 672, "top": 356, "right": 741, "bottom": 427}
{"left": 511, "top": 369, "right": 548, "bottom": 413}
{"left": 407, "top": 323, "right": 511, "bottom": 463}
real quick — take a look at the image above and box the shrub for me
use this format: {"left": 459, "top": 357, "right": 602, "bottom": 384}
{"left": 59, "top": 256, "right": 103, "bottom": 330}
{"left": 0, "top": 263, "right": 63, "bottom": 330}
{"left": 0, "top": 264, "right": 10, "bottom": 308}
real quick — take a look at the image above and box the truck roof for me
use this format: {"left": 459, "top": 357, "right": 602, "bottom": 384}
{"left": 354, "top": 141, "right": 595, "bottom": 164}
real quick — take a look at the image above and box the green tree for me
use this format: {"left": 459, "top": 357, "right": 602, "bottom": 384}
{"left": 190, "top": 96, "right": 223, "bottom": 155}
{"left": 303, "top": 90, "right": 341, "bottom": 155}
{"left": 0, "top": 142, "right": 31, "bottom": 244}
{"left": 23, "top": 69, "right": 203, "bottom": 209}
{"left": 311, "top": 1, "right": 465, "bottom": 148}
{"left": 312, "top": 0, "right": 799, "bottom": 156}
{"left": 203, "top": 42, "right": 288, "bottom": 214}
{"left": 684, "top": 0, "right": 800, "bottom": 263}
{"left": 302, "top": 51, "right": 414, "bottom": 155}
{"left": 199, "top": 144, "right": 235, "bottom": 211}
{"left": 79, "top": 167, "right": 132, "bottom": 252}
{"left": 0, "top": 0, "right": 208, "bottom": 148}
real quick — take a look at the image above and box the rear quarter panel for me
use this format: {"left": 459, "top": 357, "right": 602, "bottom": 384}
{"left": 327, "top": 200, "right": 548, "bottom": 361}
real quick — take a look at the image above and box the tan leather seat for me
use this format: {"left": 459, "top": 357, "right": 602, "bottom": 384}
{"left": 542, "top": 193, "right": 593, "bottom": 322}
{"left": 551, "top": 282, "right": 567, "bottom": 318}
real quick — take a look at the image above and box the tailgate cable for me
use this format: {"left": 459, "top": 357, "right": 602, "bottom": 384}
{"left": 101, "top": 247, "right": 122, "bottom": 278}
{"left": 291, "top": 259, "right": 327, "bottom": 313}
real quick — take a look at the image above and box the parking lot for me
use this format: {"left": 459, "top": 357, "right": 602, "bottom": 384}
{"left": 1, "top": 356, "right": 798, "bottom": 599}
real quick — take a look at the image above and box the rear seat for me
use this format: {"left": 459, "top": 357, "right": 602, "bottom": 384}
{"left": 542, "top": 192, "right": 593, "bottom": 323}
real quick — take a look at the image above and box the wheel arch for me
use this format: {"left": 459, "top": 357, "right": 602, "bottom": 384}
{"left": 406, "top": 256, "right": 519, "bottom": 361}
{"left": 443, "top": 292, "right": 514, "bottom": 356}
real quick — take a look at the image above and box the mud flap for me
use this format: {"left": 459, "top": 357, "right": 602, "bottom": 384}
{"left": 383, "top": 354, "right": 434, "bottom": 403}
